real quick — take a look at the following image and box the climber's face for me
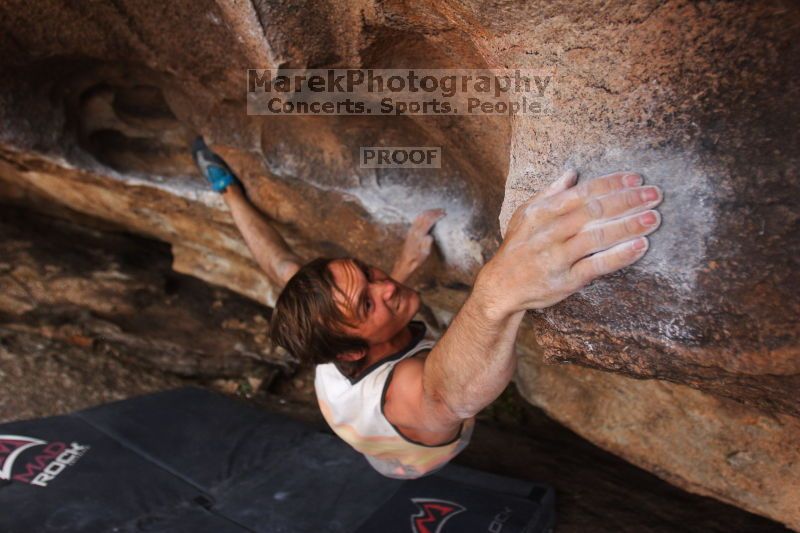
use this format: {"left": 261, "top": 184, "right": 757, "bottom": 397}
{"left": 328, "top": 258, "right": 420, "bottom": 353}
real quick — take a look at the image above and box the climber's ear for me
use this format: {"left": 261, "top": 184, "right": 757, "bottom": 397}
{"left": 336, "top": 350, "right": 367, "bottom": 363}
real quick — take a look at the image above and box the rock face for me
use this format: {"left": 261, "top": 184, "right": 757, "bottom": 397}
{"left": 0, "top": 204, "right": 288, "bottom": 382}
{"left": 0, "top": 0, "right": 797, "bottom": 529}
{"left": 495, "top": 1, "right": 800, "bottom": 418}
{"left": 0, "top": 203, "right": 295, "bottom": 431}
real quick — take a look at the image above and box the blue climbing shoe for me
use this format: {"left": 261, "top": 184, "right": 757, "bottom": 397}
{"left": 192, "top": 137, "right": 241, "bottom": 193}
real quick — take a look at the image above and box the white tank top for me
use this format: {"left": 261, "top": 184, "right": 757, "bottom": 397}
{"left": 314, "top": 321, "right": 474, "bottom": 479}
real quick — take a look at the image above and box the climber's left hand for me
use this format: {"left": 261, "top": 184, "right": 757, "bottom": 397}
{"left": 391, "top": 209, "right": 446, "bottom": 283}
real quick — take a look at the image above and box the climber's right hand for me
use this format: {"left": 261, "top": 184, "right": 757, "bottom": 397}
{"left": 475, "top": 169, "right": 663, "bottom": 319}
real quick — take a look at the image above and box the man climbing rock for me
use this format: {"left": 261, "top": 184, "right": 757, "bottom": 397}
{"left": 193, "top": 138, "right": 663, "bottom": 479}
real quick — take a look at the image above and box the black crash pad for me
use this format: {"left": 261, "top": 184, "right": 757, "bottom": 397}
{"left": 0, "top": 387, "right": 555, "bottom": 532}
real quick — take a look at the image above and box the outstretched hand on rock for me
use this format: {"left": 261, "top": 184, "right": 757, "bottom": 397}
{"left": 475, "top": 170, "right": 663, "bottom": 317}
{"left": 390, "top": 208, "right": 447, "bottom": 283}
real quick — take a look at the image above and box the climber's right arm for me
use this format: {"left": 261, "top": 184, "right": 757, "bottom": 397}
{"left": 222, "top": 183, "right": 301, "bottom": 289}
{"left": 388, "top": 170, "right": 663, "bottom": 436}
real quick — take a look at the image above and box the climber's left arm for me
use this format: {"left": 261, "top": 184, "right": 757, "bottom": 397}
{"left": 390, "top": 209, "right": 446, "bottom": 284}
{"left": 223, "top": 183, "right": 302, "bottom": 288}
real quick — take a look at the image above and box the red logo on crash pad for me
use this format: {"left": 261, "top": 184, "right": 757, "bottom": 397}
{"left": 0, "top": 434, "right": 89, "bottom": 487}
{"left": 0, "top": 435, "right": 46, "bottom": 481}
{"left": 410, "top": 498, "right": 466, "bottom": 533}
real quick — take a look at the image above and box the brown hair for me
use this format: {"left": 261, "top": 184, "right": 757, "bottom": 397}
{"left": 269, "top": 257, "right": 368, "bottom": 375}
